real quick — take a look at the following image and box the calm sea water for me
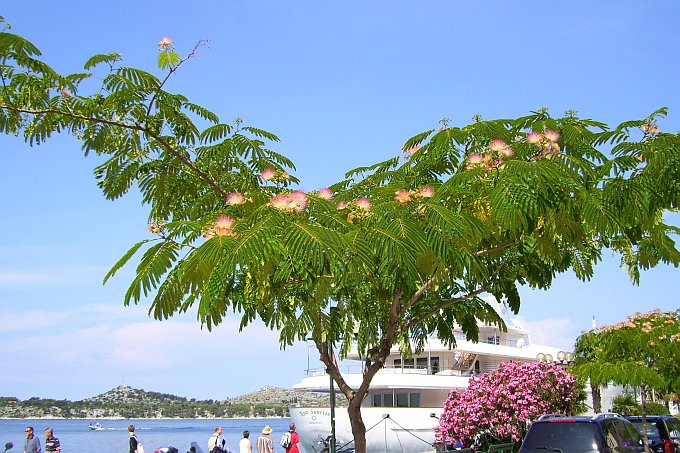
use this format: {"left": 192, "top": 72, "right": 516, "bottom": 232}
{"left": 0, "top": 418, "right": 293, "bottom": 453}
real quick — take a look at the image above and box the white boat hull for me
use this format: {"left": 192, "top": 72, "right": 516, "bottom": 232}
{"left": 290, "top": 406, "right": 441, "bottom": 453}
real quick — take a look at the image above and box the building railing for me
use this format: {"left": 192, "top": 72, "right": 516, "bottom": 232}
{"left": 301, "top": 333, "right": 532, "bottom": 377}
{"left": 303, "top": 363, "right": 476, "bottom": 377}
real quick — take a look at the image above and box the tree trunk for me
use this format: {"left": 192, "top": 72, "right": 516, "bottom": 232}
{"left": 590, "top": 382, "right": 602, "bottom": 413}
{"left": 347, "top": 397, "right": 367, "bottom": 453}
{"left": 641, "top": 384, "right": 651, "bottom": 453}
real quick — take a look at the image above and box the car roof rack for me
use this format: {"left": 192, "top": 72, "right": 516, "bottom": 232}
{"left": 538, "top": 414, "right": 568, "bottom": 420}
{"left": 592, "top": 413, "right": 622, "bottom": 419}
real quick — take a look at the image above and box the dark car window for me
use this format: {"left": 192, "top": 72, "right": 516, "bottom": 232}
{"left": 666, "top": 418, "right": 680, "bottom": 441}
{"left": 603, "top": 420, "right": 622, "bottom": 450}
{"left": 621, "top": 421, "right": 645, "bottom": 449}
{"left": 522, "top": 422, "right": 601, "bottom": 453}
{"left": 602, "top": 420, "right": 644, "bottom": 452}
{"left": 631, "top": 421, "right": 662, "bottom": 442}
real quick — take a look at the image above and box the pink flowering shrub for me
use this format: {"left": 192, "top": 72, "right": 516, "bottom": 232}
{"left": 435, "top": 361, "right": 580, "bottom": 448}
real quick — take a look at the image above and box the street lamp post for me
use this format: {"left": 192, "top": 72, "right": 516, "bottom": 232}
{"left": 329, "top": 335, "right": 336, "bottom": 453}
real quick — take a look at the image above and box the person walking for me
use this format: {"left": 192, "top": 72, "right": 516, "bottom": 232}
{"left": 208, "top": 426, "right": 224, "bottom": 453}
{"left": 128, "top": 425, "right": 139, "bottom": 453}
{"left": 285, "top": 423, "right": 300, "bottom": 453}
{"left": 256, "top": 426, "right": 274, "bottom": 453}
{"left": 239, "top": 430, "right": 252, "bottom": 453}
{"left": 43, "top": 428, "right": 60, "bottom": 453}
{"left": 24, "top": 427, "right": 41, "bottom": 453}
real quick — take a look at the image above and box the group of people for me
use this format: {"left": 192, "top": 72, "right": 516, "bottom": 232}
{"left": 209, "top": 423, "right": 300, "bottom": 453}
{"left": 24, "top": 422, "right": 300, "bottom": 453}
{"left": 23, "top": 426, "right": 61, "bottom": 453}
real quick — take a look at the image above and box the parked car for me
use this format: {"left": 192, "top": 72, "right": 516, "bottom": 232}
{"left": 519, "top": 414, "right": 645, "bottom": 453}
{"left": 625, "top": 415, "right": 680, "bottom": 453}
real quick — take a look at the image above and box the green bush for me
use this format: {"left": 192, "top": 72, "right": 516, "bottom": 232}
{"left": 644, "top": 402, "right": 670, "bottom": 415}
{"left": 611, "top": 394, "right": 671, "bottom": 416}
{"left": 612, "top": 394, "right": 639, "bottom": 416}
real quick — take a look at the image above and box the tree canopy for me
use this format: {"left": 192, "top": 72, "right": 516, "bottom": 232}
{"left": 572, "top": 309, "right": 680, "bottom": 400}
{"left": 2, "top": 21, "right": 679, "bottom": 453}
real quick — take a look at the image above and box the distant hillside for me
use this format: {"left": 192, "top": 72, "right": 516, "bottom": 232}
{"left": 0, "top": 385, "right": 334, "bottom": 419}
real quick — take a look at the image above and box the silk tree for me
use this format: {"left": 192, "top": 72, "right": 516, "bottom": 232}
{"left": 2, "top": 22, "right": 680, "bottom": 453}
{"left": 572, "top": 310, "right": 680, "bottom": 452}
{"left": 572, "top": 330, "right": 605, "bottom": 413}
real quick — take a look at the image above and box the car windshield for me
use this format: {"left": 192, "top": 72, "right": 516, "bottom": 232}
{"left": 523, "top": 423, "right": 601, "bottom": 453}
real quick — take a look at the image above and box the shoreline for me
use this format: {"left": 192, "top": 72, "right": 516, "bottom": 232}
{"left": 0, "top": 416, "right": 289, "bottom": 420}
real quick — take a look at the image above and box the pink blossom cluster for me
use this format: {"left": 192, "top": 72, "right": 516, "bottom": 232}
{"left": 316, "top": 188, "right": 334, "bottom": 200}
{"left": 226, "top": 192, "right": 247, "bottom": 205}
{"left": 595, "top": 308, "right": 680, "bottom": 343}
{"left": 260, "top": 168, "right": 291, "bottom": 183}
{"left": 270, "top": 191, "right": 309, "bottom": 213}
{"left": 526, "top": 130, "right": 561, "bottom": 160}
{"left": 147, "top": 221, "right": 165, "bottom": 234}
{"left": 157, "top": 37, "right": 174, "bottom": 51}
{"left": 435, "top": 361, "right": 578, "bottom": 447}
{"left": 466, "top": 139, "right": 514, "bottom": 171}
{"left": 337, "top": 197, "right": 372, "bottom": 223}
{"left": 402, "top": 145, "right": 421, "bottom": 160}
{"left": 641, "top": 123, "right": 660, "bottom": 136}
{"left": 394, "top": 186, "right": 435, "bottom": 204}
{"left": 211, "top": 215, "right": 237, "bottom": 238}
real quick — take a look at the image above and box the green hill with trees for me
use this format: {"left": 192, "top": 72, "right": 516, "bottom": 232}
{"left": 0, "top": 385, "right": 334, "bottom": 419}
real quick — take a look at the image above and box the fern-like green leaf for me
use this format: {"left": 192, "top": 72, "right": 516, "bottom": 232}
{"left": 83, "top": 52, "right": 122, "bottom": 70}
{"left": 103, "top": 239, "right": 151, "bottom": 284}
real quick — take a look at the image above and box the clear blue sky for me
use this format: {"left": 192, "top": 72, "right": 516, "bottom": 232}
{"left": 1, "top": 1, "right": 678, "bottom": 401}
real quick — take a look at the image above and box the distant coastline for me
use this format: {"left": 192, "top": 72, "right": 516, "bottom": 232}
{"left": 0, "top": 385, "right": 332, "bottom": 420}
{"left": 0, "top": 416, "right": 287, "bottom": 420}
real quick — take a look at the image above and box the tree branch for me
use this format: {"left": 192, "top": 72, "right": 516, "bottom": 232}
{"left": 402, "top": 286, "right": 488, "bottom": 332}
{"left": 1, "top": 105, "right": 231, "bottom": 199}
{"left": 146, "top": 40, "right": 209, "bottom": 117}
{"left": 475, "top": 238, "right": 521, "bottom": 257}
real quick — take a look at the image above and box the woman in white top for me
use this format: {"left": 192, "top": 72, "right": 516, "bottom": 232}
{"left": 240, "top": 430, "right": 252, "bottom": 453}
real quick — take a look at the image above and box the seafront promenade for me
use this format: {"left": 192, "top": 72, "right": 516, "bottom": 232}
{"left": 0, "top": 418, "right": 292, "bottom": 453}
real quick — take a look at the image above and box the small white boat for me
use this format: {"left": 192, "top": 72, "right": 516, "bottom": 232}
{"left": 88, "top": 422, "right": 104, "bottom": 431}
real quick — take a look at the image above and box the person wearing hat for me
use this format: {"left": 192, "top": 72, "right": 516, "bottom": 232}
{"left": 256, "top": 426, "right": 274, "bottom": 453}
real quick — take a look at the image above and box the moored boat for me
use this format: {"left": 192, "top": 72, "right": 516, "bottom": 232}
{"left": 88, "top": 422, "right": 104, "bottom": 431}
{"left": 291, "top": 301, "right": 565, "bottom": 453}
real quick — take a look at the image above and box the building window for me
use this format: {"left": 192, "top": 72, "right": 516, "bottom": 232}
{"left": 431, "top": 357, "right": 440, "bottom": 374}
{"left": 416, "top": 357, "right": 440, "bottom": 374}
{"left": 373, "top": 392, "right": 421, "bottom": 407}
{"left": 394, "top": 358, "right": 415, "bottom": 368}
{"left": 487, "top": 336, "right": 500, "bottom": 345}
{"left": 383, "top": 393, "right": 394, "bottom": 407}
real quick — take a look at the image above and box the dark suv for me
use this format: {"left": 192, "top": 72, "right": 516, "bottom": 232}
{"left": 626, "top": 415, "right": 680, "bottom": 453}
{"left": 520, "top": 414, "right": 645, "bottom": 453}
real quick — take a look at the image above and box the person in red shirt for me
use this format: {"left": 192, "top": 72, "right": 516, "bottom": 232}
{"left": 286, "top": 423, "right": 300, "bottom": 453}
